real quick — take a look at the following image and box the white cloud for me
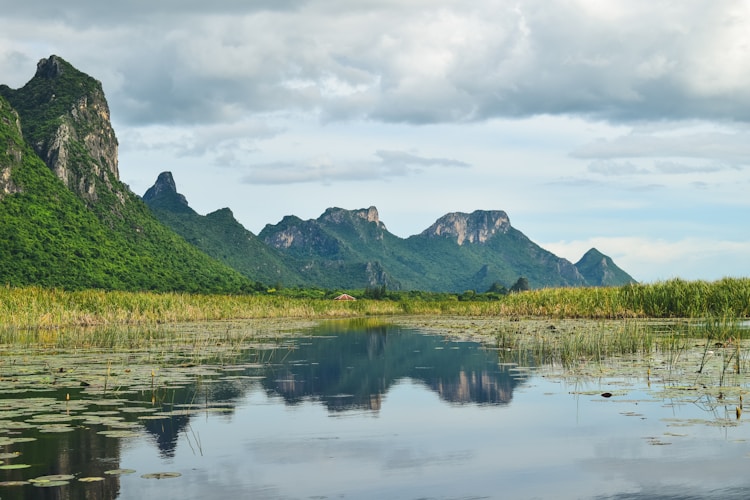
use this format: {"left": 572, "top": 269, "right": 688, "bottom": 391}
{"left": 572, "top": 129, "right": 750, "bottom": 164}
{"left": 240, "top": 149, "right": 470, "bottom": 185}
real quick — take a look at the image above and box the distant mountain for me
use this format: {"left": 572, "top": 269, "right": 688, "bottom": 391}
{"left": 575, "top": 248, "right": 636, "bottom": 286}
{"left": 0, "top": 56, "right": 255, "bottom": 292}
{"left": 0, "top": 55, "right": 636, "bottom": 293}
{"left": 145, "top": 166, "right": 636, "bottom": 291}
{"left": 256, "top": 203, "right": 636, "bottom": 291}
{"left": 143, "top": 171, "right": 301, "bottom": 287}
{"left": 403, "top": 210, "right": 590, "bottom": 291}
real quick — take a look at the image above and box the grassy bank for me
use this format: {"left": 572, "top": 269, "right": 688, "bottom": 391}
{"left": 1, "top": 277, "right": 749, "bottom": 330}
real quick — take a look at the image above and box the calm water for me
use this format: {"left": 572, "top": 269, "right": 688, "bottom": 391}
{"left": 2, "top": 320, "right": 750, "bottom": 499}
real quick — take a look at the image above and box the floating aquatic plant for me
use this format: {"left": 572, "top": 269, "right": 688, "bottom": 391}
{"left": 141, "top": 472, "right": 182, "bottom": 479}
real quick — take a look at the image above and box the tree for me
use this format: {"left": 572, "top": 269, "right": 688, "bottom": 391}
{"left": 486, "top": 282, "right": 508, "bottom": 295}
{"left": 364, "top": 284, "right": 387, "bottom": 299}
{"left": 510, "top": 276, "right": 530, "bottom": 293}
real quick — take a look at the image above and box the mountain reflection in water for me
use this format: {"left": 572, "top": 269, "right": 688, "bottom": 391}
{"left": 140, "top": 321, "right": 524, "bottom": 457}
{"left": 259, "top": 321, "right": 525, "bottom": 411}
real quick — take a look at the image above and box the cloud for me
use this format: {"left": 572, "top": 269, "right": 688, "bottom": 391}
{"left": 241, "top": 149, "right": 470, "bottom": 185}
{"left": 653, "top": 160, "right": 730, "bottom": 174}
{"left": 4, "top": 1, "right": 750, "bottom": 127}
{"left": 547, "top": 176, "right": 664, "bottom": 192}
{"left": 572, "top": 130, "right": 750, "bottom": 164}
{"left": 587, "top": 160, "right": 648, "bottom": 176}
{"left": 374, "top": 150, "right": 470, "bottom": 169}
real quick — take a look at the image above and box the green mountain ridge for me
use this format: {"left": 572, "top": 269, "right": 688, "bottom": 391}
{"left": 143, "top": 171, "right": 298, "bottom": 287}
{"left": 145, "top": 170, "right": 636, "bottom": 291}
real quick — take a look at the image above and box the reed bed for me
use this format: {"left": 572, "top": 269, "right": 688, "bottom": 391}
{"left": 1, "top": 277, "right": 749, "bottom": 331}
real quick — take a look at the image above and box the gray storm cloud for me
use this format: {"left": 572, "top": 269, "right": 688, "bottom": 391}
{"left": 3, "top": 1, "right": 749, "bottom": 127}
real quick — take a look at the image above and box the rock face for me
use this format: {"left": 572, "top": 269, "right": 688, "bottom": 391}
{"left": 420, "top": 210, "right": 511, "bottom": 245}
{"left": 0, "top": 97, "right": 24, "bottom": 199}
{"left": 261, "top": 206, "right": 389, "bottom": 255}
{"left": 1, "top": 57, "right": 256, "bottom": 293}
{"left": 321, "top": 206, "right": 383, "bottom": 228}
{"left": 261, "top": 215, "right": 342, "bottom": 255}
{"left": 1, "top": 55, "right": 120, "bottom": 204}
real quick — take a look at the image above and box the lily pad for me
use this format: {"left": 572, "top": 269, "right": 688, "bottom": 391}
{"left": 30, "top": 474, "right": 76, "bottom": 482}
{"left": 141, "top": 472, "right": 182, "bottom": 479}
{"left": 0, "top": 464, "right": 31, "bottom": 470}
{"left": 0, "top": 480, "right": 30, "bottom": 486}
{"left": 38, "top": 425, "right": 76, "bottom": 433}
{"left": 97, "top": 430, "right": 140, "bottom": 438}
{"left": 32, "top": 480, "right": 70, "bottom": 488}
{"left": 79, "top": 477, "right": 105, "bottom": 482}
{"left": 104, "top": 468, "right": 136, "bottom": 475}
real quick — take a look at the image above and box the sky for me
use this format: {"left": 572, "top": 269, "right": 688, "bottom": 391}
{"left": 1, "top": 0, "right": 749, "bottom": 283}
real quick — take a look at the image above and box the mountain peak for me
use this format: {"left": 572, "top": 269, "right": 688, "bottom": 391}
{"left": 320, "top": 206, "right": 383, "bottom": 227}
{"left": 143, "top": 171, "right": 190, "bottom": 212}
{"left": 575, "top": 247, "right": 637, "bottom": 286}
{"left": 35, "top": 55, "right": 68, "bottom": 79}
{"left": 3, "top": 54, "right": 119, "bottom": 205}
{"left": 145, "top": 171, "right": 179, "bottom": 197}
{"left": 421, "top": 210, "right": 511, "bottom": 245}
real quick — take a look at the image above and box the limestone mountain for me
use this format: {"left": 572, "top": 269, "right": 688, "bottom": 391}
{"left": 143, "top": 171, "right": 301, "bottom": 287}
{"left": 254, "top": 204, "right": 634, "bottom": 291}
{"left": 259, "top": 206, "right": 422, "bottom": 289}
{"left": 419, "top": 210, "right": 511, "bottom": 245}
{"left": 0, "top": 56, "right": 256, "bottom": 292}
{"left": 1, "top": 56, "right": 119, "bottom": 208}
{"left": 404, "top": 210, "right": 589, "bottom": 291}
{"left": 143, "top": 178, "right": 635, "bottom": 291}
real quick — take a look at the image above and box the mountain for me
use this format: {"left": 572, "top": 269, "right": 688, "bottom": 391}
{"left": 575, "top": 248, "right": 636, "bottom": 286}
{"left": 404, "top": 210, "right": 589, "bottom": 291}
{"left": 0, "top": 56, "right": 256, "bottom": 292}
{"left": 143, "top": 171, "right": 300, "bottom": 287}
{"left": 144, "top": 167, "right": 636, "bottom": 291}
{"left": 255, "top": 204, "right": 636, "bottom": 291}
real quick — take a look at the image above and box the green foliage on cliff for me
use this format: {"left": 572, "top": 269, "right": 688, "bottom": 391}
{"left": 0, "top": 56, "right": 100, "bottom": 146}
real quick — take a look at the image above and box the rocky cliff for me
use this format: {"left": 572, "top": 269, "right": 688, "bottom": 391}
{"left": 0, "top": 57, "right": 256, "bottom": 292}
{"left": 420, "top": 210, "right": 511, "bottom": 245}
{"left": 143, "top": 171, "right": 190, "bottom": 211}
{"left": 0, "top": 97, "right": 23, "bottom": 199}
{"left": 1, "top": 55, "right": 120, "bottom": 205}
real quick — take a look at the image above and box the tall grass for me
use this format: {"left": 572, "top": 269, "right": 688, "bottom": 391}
{"left": 496, "top": 321, "right": 657, "bottom": 368}
{"left": 1, "top": 277, "right": 748, "bottom": 330}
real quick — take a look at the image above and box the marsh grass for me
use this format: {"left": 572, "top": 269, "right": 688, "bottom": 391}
{"left": 3, "top": 278, "right": 749, "bottom": 332}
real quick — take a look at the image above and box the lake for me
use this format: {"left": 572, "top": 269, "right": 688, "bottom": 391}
{"left": 1, "top": 318, "right": 750, "bottom": 499}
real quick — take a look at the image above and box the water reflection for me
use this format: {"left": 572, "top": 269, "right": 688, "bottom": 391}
{"left": 258, "top": 321, "right": 525, "bottom": 411}
{"left": 136, "top": 320, "right": 526, "bottom": 457}
{"left": 4, "top": 319, "right": 750, "bottom": 499}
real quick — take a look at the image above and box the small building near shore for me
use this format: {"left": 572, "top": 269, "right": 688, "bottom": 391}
{"left": 333, "top": 293, "right": 356, "bottom": 301}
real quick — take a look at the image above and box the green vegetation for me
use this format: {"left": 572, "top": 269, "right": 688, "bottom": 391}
{"left": 250, "top": 207, "right": 623, "bottom": 291}
{"left": 143, "top": 174, "right": 302, "bottom": 287}
{"left": 1, "top": 61, "right": 260, "bottom": 294}
{"left": 1, "top": 278, "right": 748, "bottom": 331}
